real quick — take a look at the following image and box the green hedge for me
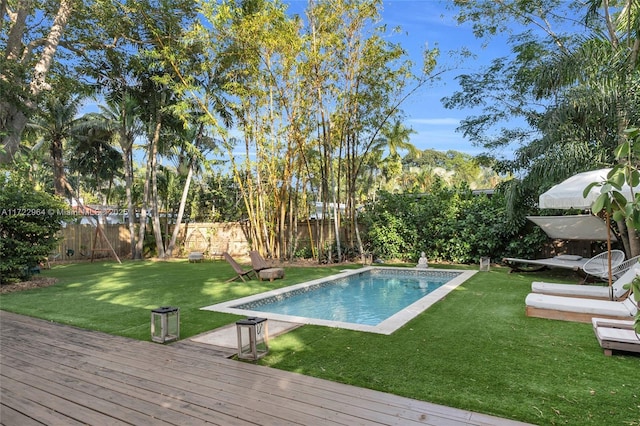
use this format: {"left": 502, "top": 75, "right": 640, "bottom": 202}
{"left": 359, "top": 183, "right": 546, "bottom": 264}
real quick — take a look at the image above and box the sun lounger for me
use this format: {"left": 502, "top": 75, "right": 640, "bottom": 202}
{"left": 223, "top": 252, "right": 257, "bottom": 282}
{"left": 531, "top": 264, "right": 639, "bottom": 300}
{"left": 591, "top": 317, "right": 640, "bottom": 356}
{"left": 525, "top": 292, "right": 637, "bottom": 323}
{"left": 503, "top": 254, "right": 589, "bottom": 272}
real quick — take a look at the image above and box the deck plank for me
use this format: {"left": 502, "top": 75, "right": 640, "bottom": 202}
{"left": 0, "top": 404, "right": 44, "bottom": 426}
{"left": 0, "top": 311, "right": 532, "bottom": 426}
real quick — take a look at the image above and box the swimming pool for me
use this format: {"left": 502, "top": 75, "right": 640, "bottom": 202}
{"left": 202, "top": 266, "right": 476, "bottom": 334}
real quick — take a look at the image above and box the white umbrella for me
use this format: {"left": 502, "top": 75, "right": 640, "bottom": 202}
{"left": 526, "top": 215, "right": 616, "bottom": 241}
{"left": 539, "top": 168, "right": 639, "bottom": 288}
{"left": 539, "top": 168, "right": 639, "bottom": 209}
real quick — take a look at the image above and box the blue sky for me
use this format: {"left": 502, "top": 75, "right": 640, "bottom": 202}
{"left": 382, "top": 1, "right": 496, "bottom": 156}
{"left": 285, "top": 0, "right": 517, "bottom": 158}
{"left": 378, "top": 1, "right": 520, "bottom": 158}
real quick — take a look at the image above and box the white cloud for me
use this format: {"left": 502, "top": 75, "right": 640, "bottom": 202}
{"left": 409, "top": 118, "right": 460, "bottom": 126}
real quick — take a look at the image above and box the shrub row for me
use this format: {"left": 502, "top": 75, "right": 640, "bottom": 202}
{"left": 358, "top": 183, "right": 546, "bottom": 264}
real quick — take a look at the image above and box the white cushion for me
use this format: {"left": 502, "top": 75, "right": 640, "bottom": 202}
{"left": 525, "top": 293, "right": 636, "bottom": 317}
{"left": 531, "top": 281, "right": 610, "bottom": 298}
{"left": 532, "top": 265, "right": 638, "bottom": 299}
{"left": 596, "top": 327, "right": 640, "bottom": 345}
{"left": 556, "top": 254, "right": 582, "bottom": 261}
{"left": 591, "top": 317, "right": 635, "bottom": 329}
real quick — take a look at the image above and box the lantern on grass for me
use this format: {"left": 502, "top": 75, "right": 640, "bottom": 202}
{"left": 151, "top": 306, "right": 180, "bottom": 343}
{"left": 480, "top": 257, "right": 490, "bottom": 272}
{"left": 236, "top": 317, "right": 269, "bottom": 360}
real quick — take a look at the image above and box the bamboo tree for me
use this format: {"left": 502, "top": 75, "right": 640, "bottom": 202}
{"left": 182, "top": 0, "right": 442, "bottom": 262}
{"left": 305, "top": 0, "right": 441, "bottom": 260}
{"left": 196, "top": 0, "right": 308, "bottom": 259}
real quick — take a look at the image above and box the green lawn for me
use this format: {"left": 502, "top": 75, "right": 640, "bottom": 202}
{"left": 1, "top": 260, "right": 638, "bottom": 425}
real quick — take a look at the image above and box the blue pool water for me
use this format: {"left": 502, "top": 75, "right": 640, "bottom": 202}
{"left": 234, "top": 269, "right": 459, "bottom": 326}
{"left": 203, "top": 267, "right": 474, "bottom": 334}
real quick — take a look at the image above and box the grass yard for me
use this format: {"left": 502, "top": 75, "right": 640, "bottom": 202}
{"left": 1, "top": 260, "right": 638, "bottom": 425}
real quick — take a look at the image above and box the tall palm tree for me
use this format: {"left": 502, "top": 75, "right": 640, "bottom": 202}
{"left": 87, "top": 93, "right": 144, "bottom": 258}
{"left": 66, "top": 123, "right": 123, "bottom": 205}
{"left": 28, "top": 95, "right": 83, "bottom": 197}
{"left": 376, "top": 119, "right": 418, "bottom": 159}
{"left": 364, "top": 119, "right": 418, "bottom": 197}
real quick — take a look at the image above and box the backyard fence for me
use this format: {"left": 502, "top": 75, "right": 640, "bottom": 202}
{"left": 51, "top": 220, "right": 340, "bottom": 262}
{"left": 51, "top": 224, "right": 131, "bottom": 262}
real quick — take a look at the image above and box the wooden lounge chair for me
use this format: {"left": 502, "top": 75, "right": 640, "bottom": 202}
{"left": 531, "top": 264, "right": 639, "bottom": 300}
{"left": 525, "top": 292, "right": 637, "bottom": 323}
{"left": 223, "top": 252, "right": 257, "bottom": 282}
{"left": 592, "top": 317, "right": 640, "bottom": 356}
{"left": 249, "top": 250, "right": 270, "bottom": 272}
{"left": 249, "top": 250, "right": 285, "bottom": 282}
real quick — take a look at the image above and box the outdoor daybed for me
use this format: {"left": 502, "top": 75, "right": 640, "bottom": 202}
{"left": 531, "top": 264, "right": 639, "bottom": 300}
{"left": 503, "top": 254, "right": 589, "bottom": 272}
{"left": 525, "top": 292, "right": 637, "bottom": 323}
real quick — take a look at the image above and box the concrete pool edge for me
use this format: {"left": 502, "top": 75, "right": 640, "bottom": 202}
{"left": 200, "top": 266, "right": 478, "bottom": 335}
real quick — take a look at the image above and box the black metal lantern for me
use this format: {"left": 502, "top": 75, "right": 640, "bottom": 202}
{"left": 151, "top": 306, "right": 180, "bottom": 343}
{"left": 236, "top": 317, "right": 269, "bottom": 360}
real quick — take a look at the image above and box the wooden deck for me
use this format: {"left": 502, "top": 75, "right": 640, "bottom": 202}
{"left": 0, "top": 311, "right": 532, "bottom": 425}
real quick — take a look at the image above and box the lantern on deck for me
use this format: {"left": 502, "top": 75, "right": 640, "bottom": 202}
{"left": 236, "top": 317, "right": 269, "bottom": 360}
{"left": 151, "top": 306, "right": 180, "bottom": 343}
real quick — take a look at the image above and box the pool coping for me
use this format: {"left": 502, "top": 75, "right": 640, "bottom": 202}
{"left": 201, "top": 266, "right": 477, "bottom": 335}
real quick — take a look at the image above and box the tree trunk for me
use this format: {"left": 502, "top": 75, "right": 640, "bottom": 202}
{"left": 627, "top": 226, "right": 640, "bottom": 258}
{"left": 123, "top": 147, "right": 138, "bottom": 259}
{"left": 1, "top": 0, "right": 73, "bottom": 163}
{"left": 615, "top": 219, "right": 640, "bottom": 258}
{"left": 135, "top": 151, "right": 152, "bottom": 259}
{"left": 166, "top": 162, "right": 193, "bottom": 257}
{"left": 149, "top": 120, "right": 165, "bottom": 259}
{"left": 0, "top": 106, "right": 28, "bottom": 163}
{"left": 51, "top": 137, "right": 66, "bottom": 197}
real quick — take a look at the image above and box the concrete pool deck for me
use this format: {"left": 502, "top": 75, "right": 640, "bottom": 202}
{"left": 191, "top": 319, "right": 302, "bottom": 349}
{"left": 201, "top": 266, "right": 477, "bottom": 334}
